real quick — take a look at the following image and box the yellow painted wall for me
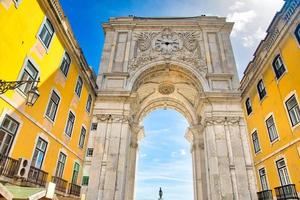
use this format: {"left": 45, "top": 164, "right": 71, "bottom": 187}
{"left": 0, "top": 0, "right": 94, "bottom": 186}
{"left": 242, "top": 21, "right": 300, "bottom": 194}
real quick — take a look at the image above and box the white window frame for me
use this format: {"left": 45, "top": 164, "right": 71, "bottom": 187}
{"left": 272, "top": 53, "right": 287, "bottom": 81}
{"left": 283, "top": 91, "right": 300, "bottom": 130}
{"left": 17, "top": 57, "right": 40, "bottom": 97}
{"left": 264, "top": 113, "right": 279, "bottom": 143}
{"left": 78, "top": 125, "right": 86, "bottom": 149}
{"left": 86, "top": 94, "right": 92, "bottom": 113}
{"left": 36, "top": 17, "right": 55, "bottom": 51}
{"left": 257, "top": 79, "right": 267, "bottom": 101}
{"left": 245, "top": 98, "right": 253, "bottom": 116}
{"left": 74, "top": 76, "right": 83, "bottom": 98}
{"left": 275, "top": 157, "right": 291, "bottom": 186}
{"left": 59, "top": 51, "right": 71, "bottom": 78}
{"left": 258, "top": 167, "right": 269, "bottom": 191}
{"left": 0, "top": 114, "right": 20, "bottom": 156}
{"left": 64, "top": 110, "right": 76, "bottom": 138}
{"left": 31, "top": 137, "right": 48, "bottom": 169}
{"left": 252, "top": 129, "right": 261, "bottom": 154}
{"left": 55, "top": 151, "right": 67, "bottom": 178}
{"left": 13, "top": 0, "right": 22, "bottom": 8}
{"left": 44, "top": 89, "right": 61, "bottom": 123}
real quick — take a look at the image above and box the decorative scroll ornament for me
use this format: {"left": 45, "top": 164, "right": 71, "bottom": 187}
{"left": 179, "top": 32, "right": 199, "bottom": 52}
{"left": 136, "top": 32, "right": 156, "bottom": 51}
{"left": 158, "top": 82, "right": 175, "bottom": 95}
{"left": 130, "top": 28, "right": 206, "bottom": 73}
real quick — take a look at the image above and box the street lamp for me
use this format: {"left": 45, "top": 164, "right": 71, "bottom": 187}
{"left": 26, "top": 86, "right": 40, "bottom": 106}
{"left": 0, "top": 79, "right": 40, "bottom": 106}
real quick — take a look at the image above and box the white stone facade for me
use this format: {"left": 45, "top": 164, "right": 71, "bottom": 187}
{"left": 84, "top": 16, "right": 257, "bottom": 200}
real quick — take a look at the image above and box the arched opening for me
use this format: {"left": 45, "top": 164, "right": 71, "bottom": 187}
{"left": 135, "top": 109, "right": 193, "bottom": 200}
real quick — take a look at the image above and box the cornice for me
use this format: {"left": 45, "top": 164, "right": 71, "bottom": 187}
{"left": 102, "top": 16, "right": 231, "bottom": 33}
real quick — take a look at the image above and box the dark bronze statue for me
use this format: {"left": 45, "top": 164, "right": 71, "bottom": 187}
{"left": 159, "top": 187, "right": 163, "bottom": 199}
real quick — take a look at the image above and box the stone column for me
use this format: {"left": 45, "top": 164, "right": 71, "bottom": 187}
{"left": 186, "top": 124, "right": 207, "bottom": 200}
{"left": 124, "top": 123, "right": 144, "bottom": 200}
{"left": 87, "top": 114, "right": 112, "bottom": 200}
{"left": 87, "top": 114, "right": 132, "bottom": 200}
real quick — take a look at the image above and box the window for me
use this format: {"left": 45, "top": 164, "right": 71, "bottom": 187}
{"left": 285, "top": 95, "right": 300, "bottom": 126}
{"left": 45, "top": 91, "right": 60, "bottom": 121}
{"left": 65, "top": 112, "right": 75, "bottom": 137}
{"left": 252, "top": 131, "right": 260, "bottom": 153}
{"left": 0, "top": 115, "right": 19, "bottom": 155}
{"left": 86, "top": 95, "right": 92, "bottom": 113}
{"left": 19, "top": 60, "right": 38, "bottom": 94}
{"left": 295, "top": 24, "right": 300, "bottom": 45}
{"left": 266, "top": 116, "right": 278, "bottom": 142}
{"left": 91, "top": 123, "right": 97, "bottom": 131}
{"left": 82, "top": 176, "right": 89, "bottom": 186}
{"left": 38, "top": 18, "right": 54, "bottom": 48}
{"left": 86, "top": 148, "right": 93, "bottom": 157}
{"left": 272, "top": 55, "right": 286, "bottom": 79}
{"left": 245, "top": 98, "right": 252, "bottom": 115}
{"left": 75, "top": 76, "right": 83, "bottom": 97}
{"left": 259, "top": 168, "right": 268, "bottom": 191}
{"left": 71, "top": 163, "right": 80, "bottom": 184}
{"left": 276, "top": 158, "right": 290, "bottom": 186}
{"left": 55, "top": 152, "right": 66, "bottom": 178}
{"left": 79, "top": 127, "right": 86, "bottom": 148}
{"left": 31, "top": 137, "right": 47, "bottom": 169}
{"left": 60, "top": 52, "right": 71, "bottom": 77}
{"left": 13, "top": 0, "right": 21, "bottom": 7}
{"left": 257, "top": 79, "right": 267, "bottom": 100}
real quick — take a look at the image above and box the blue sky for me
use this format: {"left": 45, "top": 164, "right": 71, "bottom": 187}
{"left": 59, "top": 0, "right": 285, "bottom": 198}
{"left": 136, "top": 109, "right": 192, "bottom": 200}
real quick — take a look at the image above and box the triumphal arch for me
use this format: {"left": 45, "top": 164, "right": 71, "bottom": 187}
{"left": 87, "top": 16, "right": 257, "bottom": 200}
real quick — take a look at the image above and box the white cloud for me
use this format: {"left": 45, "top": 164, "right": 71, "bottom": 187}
{"left": 241, "top": 27, "right": 266, "bottom": 47}
{"left": 147, "top": 128, "right": 169, "bottom": 135}
{"left": 229, "top": 1, "right": 245, "bottom": 11}
{"left": 180, "top": 149, "right": 187, "bottom": 156}
{"left": 140, "top": 153, "right": 147, "bottom": 158}
{"left": 227, "top": 10, "right": 257, "bottom": 36}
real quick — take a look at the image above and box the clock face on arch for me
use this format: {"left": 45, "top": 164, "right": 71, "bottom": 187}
{"left": 154, "top": 34, "right": 182, "bottom": 55}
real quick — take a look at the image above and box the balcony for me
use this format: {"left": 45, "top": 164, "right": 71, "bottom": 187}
{"left": 52, "top": 176, "right": 68, "bottom": 193}
{"left": 26, "top": 166, "right": 48, "bottom": 187}
{"left": 69, "top": 183, "right": 81, "bottom": 197}
{"left": 275, "top": 184, "right": 299, "bottom": 200}
{"left": 257, "top": 190, "right": 273, "bottom": 200}
{"left": 0, "top": 154, "right": 19, "bottom": 178}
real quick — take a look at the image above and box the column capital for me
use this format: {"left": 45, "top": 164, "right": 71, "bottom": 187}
{"left": 130, "top": 123, "right": 144, "bottom": 148}
{"left": 185, "top": 124, "right": 205, "bottom": 150}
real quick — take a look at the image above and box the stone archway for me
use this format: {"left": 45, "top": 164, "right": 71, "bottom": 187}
{"left": 86, "top": 17, "right": 257, "bottom": 200}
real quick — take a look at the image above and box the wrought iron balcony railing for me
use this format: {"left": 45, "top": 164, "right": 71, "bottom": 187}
{"left": 0, "top": 154, "right": 19, "bottom": 178}
{"left": 52, "top": 176, "right": 68, "bottom": 193}
{"left": 27, "top": 166, "right": 48, "bottom": 187}
{"left": 275, "top": 184, "right": 299, "bottom": 200}
{"left": 69, "top": 182, "right": 81, "bottom": 196}
{"left": 257, "top": 189, "right": 273, "bottom": 200}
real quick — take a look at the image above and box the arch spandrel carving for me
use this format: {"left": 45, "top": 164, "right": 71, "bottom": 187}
{"left": 130, "top": 27, "right": 206, "bottom": 73}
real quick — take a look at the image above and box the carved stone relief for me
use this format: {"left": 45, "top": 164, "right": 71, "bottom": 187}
{"left": 130, "top": 28, "right": 207, "bottom": 73}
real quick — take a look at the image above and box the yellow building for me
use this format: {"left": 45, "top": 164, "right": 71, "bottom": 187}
{"left": 240, "top": 0, "right": 300, "bottom": 199}
{"left": 0, "top": 0, "right": 96, "bottom": 198}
